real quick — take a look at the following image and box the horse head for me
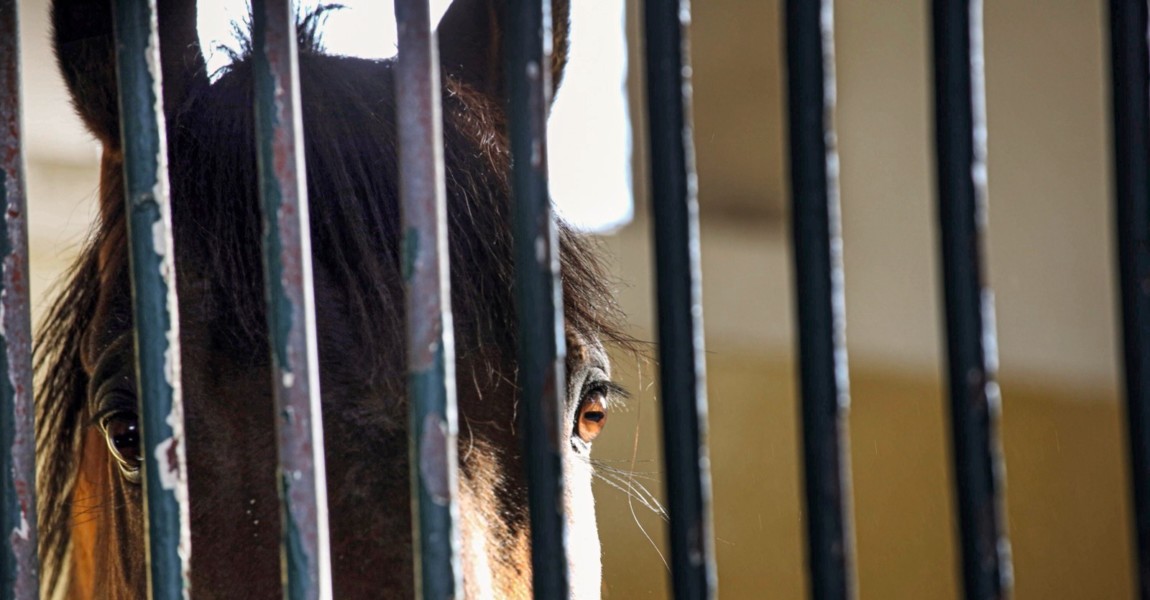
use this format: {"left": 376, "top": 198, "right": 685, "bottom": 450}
{"left": 37, "top": 0, "right": 626, "bottom": 596}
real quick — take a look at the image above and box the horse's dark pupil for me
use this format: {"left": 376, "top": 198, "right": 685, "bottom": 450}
{"left": 583, "top": 411, "right": 605, "bottom": 423}
{"left": 108, "top": 420, "right": 140, "bottom": 459}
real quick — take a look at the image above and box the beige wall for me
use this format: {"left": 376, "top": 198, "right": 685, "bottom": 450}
{"left": 594, "top": 350, "right": 1133, "bottom": 598}
{"left": 596, "top": 217, "right": 1131, "bottom": 598}
{"left": 595, "top": 0, "right": 1131, "bottom": 597}
{"left": 678, "top": 0, "right": 1118, "bottom": 391}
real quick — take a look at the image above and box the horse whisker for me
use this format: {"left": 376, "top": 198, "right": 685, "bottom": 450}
{"left": 590, "top": 461, "right": 661, "bottom": 482}
{"left": 591, "top": 471, "right": 664, "bottom": 517}
{"left": 595, "top": 470, "right": 669, "bottom": 520}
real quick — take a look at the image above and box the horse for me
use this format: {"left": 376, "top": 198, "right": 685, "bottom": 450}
{"left": 36, "top": 0, "right": 629, "bottom": 596}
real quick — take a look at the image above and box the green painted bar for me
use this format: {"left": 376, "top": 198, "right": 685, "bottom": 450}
{"left": 110, "top": 0, "right": 191, "bottom": 597}
{"left": 392, "top": 0, "right": 462, "bottom": 597}
{"left": 0, "top": 0, "right": 40, "bottom": 597}
{"left": 250, "top": 0, "right": 333, "bottom": 597}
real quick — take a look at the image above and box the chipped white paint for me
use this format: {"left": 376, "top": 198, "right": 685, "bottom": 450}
{"left": 143, "top": 0, "right": 192, "bottom": 594}
{"left": 14, "top": 508, "right": 29, "bottom": 540}
{"left": 281, "top": 370, "right": 294, "bottom": 388}
{"left": 154, "top": 438, "right": 180, "bottom": 490}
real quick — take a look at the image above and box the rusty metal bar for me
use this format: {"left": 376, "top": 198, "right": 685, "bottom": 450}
{"left": 1108, "top": 0, "right": 1150, "bottom": 594}
{"left": 250, "top": 0, "right": 333, "bottom": 597}
{"left": 0, "top": 0, "right": 39, "bottom": 597}
{"left": 505, "top": 0, "right": 571, "bottom": 596}
{"left": 930, "top": 1, "right": 1012, "bottom": 598}
{"left": 110, "top": 0, "right": 192, "bottom": 596}
{"left": 783, "top": 1, "right": 857, "bottom": 598}
{"left": 393, "top": 0, "right": 462, "bottom": 597}
{"left": 642, "top": 0, "right": 718, "bottom": 598}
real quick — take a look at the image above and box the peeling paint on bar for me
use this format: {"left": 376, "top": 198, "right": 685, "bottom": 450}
{"left": 394, "top": 0, "right": 463, "bottom": 597}
{"left": 250, "top": 0, "right": 334, "bottom": 597}
{"left": 0, "top": 0, "right": 39, "bottom": 596}
{"left": 146, "top": 0, "right": 192, "bottom": 583}
{"left": 110, "top": 0, "right": 193, "bottom": 594}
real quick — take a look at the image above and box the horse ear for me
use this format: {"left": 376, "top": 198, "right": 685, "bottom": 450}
{"left": 437, "top": 0, "right": 570, "bottom": 103}
{"left": 52, "top": 0, "right": 207, "bottom": 148}
{"left": 156, "top": 0, "right": 208, "bottom": 121}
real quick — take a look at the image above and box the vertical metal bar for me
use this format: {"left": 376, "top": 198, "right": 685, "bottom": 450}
{"left": 930, "top": 1, "right": 1012, "bottom": 598}
{"left": 250, "top": 0, "right": 333, "bottom": 598}
{"left": 1108, "top": 0, "right": 1150, "bottom": 595}
{"left": 110, "top": 0, "right": 192, "bottom": 596}
{"left": 783, "top": 1, "right": 856, "bottom": 599}
{"left": 393, "top": 0, "right": 462, "bottom": 597}
{"left": 505, "top": 0, "right": 570, "bottom": 597}
{"left": 642, "top": 1, "right": 717, "bottom": 598}
{"left": 0, "top": 0, "right": 39, "bottom": 597}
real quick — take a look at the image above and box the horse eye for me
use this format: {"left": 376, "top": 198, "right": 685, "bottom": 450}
{"left": 576, "top": 390, "right": 608, "bottom": 443}
{"left": 101, "top": 414, "right": 142, "bottom": 482}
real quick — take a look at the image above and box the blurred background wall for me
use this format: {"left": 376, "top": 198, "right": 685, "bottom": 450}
{"left": 596, "top": 0, "right": 1131, "bottom": 597}
{"left": 15, "top": 0, "right": 1133, "bottom": 597}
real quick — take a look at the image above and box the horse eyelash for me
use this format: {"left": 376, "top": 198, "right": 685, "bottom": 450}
{"left": 87, "top": 396, "right": 137, "bottom": 429}
{"left": 583, "top": 379, "right": 630, "bottom": 407}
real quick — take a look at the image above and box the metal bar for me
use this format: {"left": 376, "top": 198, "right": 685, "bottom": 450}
{"left": 393, "top": 0, "right": 462, "bottom": 597}
{"left": 930, "top": 1, "right": 1012, "bottom": 598}
{"left": 783, "top": 1, "right": 856, "bottom": 598}
{"left": 642, "top": 1, "right": 717, "bottom": 598}
{"left": 1108, "top": 0, "right": 1150, "bottom": 595}
{"left": 110, "top": 0, "right": 192, "bottom": 596}
{"left": 0, "top": 0, "right": 39, "bottom": 597}
{"left": 505, "top": 0, "right": 570, "bottom": 597}
{"left": 250, "top": 0, "right": 333, "bottom": 598}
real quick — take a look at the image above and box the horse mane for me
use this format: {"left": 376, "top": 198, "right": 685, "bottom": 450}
{"left": 35, "top": 15, "right": 629, "bottom": 595}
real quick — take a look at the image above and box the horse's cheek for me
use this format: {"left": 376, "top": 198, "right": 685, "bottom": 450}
{"left": 68, "top": 429, "right": 105, "bottom": 599}
{"left": 564, "top": 455, "right": 602, "bottom": 600}
{"left": 69, "top": 427, "right": 146, "bottom": 598}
